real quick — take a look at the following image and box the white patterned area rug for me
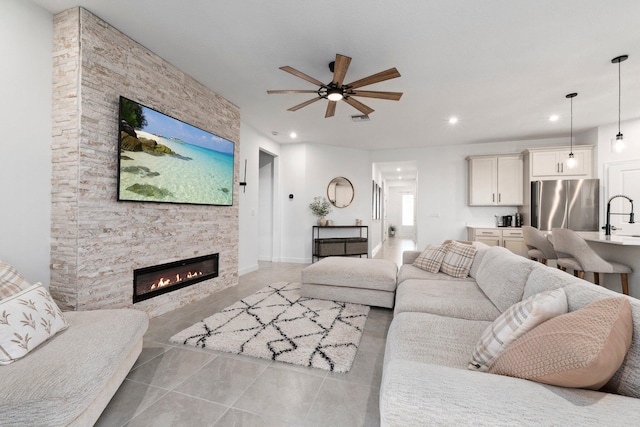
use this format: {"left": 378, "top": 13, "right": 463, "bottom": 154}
{"left": 170, "top": 282, "right": 370, "bottom": 373}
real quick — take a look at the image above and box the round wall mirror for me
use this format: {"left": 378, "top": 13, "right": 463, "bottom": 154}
{"left": 327, "top": 177, "right": 354, "bottom": 208}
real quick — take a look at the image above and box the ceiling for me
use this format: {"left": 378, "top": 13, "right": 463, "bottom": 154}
{"left": 33, "top": 1, "right": 640, "bottom": 155}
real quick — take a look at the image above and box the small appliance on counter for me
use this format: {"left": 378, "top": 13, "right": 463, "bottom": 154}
{"left": 515, "top": 213, "right": 523, "bottom": 227}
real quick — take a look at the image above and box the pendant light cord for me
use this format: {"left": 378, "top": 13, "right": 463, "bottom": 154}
{"left": 618, "top": 59, "right": 622, "bottom": 135}
{"left": 566, "top": 92, "right": 577, "bottom": 154}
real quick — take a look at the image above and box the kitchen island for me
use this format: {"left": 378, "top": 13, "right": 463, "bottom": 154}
{"left": 574, "top": 231, "right": 640, "bottom": 298}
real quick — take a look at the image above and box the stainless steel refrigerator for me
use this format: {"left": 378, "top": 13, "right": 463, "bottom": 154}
{"left": 531, "top": 179, "right": 599, "bottom": 231}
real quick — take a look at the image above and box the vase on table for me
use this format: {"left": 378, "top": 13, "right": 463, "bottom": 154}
{"left": 318, "top": 217, "right": 328, "bottom": 226}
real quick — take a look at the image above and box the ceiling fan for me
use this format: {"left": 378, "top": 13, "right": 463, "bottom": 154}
{"left": 267, "top": 54, "right": 403, "bottom": 118}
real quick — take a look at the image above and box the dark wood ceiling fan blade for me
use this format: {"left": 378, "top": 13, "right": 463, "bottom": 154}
{"left": 279, "top": 66, "right": 326, "bottom": 87}
{"left": 287, "top": 97, "right": 321, "bottom": 111}
{"left": 350, "top": 90, "right": 403, "bottom": 100}
{"left": 343, "top": 97, "right": 374, "bottom": 115}
{"left": 346, "top": 67, "right": 401, "bottom": 89}
{"left": 325, "top": 101, "right": 337, "bottom": 118}
{"left": 267, "top": 90, "right": 319, "bottom": 94}
{"left": 332, "top": 54, "right": 352, "bottom": 86}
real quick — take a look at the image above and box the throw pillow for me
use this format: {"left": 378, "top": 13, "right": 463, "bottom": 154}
{"left": 412, "top": 244, "right": 449, "bottom": 273}
{"left": 489, "top": 297, "right": 633, "bottom": 390}
{"left": 0, "top": 283, "right": 69, "bottom": 365}
{"left": 0, "top": 261, "right": 31, "bottom": 300}
{"left": 440, "top": 241, "right": 477, "bottom": 278}
{"left": 468, "top": 288, "right": 568, "bottom": 372}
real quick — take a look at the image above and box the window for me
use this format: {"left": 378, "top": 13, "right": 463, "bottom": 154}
{"left": 402, "top": 194, "right": 414, "bottom": 226}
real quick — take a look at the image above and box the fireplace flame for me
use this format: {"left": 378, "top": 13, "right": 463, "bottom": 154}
{"left": 149, "top": 271, "right": 204, "bottom": 290}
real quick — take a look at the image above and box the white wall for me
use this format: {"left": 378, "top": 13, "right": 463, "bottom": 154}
{"left": 238, "top": 122, "right": 280, "bottom": 274}
{"left": 0, "top": 0, "right": 52, "bottom": 284}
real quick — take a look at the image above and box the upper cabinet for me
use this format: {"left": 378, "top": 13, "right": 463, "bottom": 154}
{"left": 467, "top": 154, "right": 523, "bottom": 206}
{"left": 526, "top": 146, "right": 593, "bottom": 179}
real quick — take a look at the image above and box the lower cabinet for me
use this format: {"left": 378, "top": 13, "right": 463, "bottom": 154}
{"left": 467, "top": 227, "right": 528, "bottom": 257}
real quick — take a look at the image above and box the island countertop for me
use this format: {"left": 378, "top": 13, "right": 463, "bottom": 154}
{"left": 576, "top": 231, "right": 640, "bottom": 246}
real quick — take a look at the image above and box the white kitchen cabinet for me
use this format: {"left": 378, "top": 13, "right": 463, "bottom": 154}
{"left": 467, "top": 154, "right": 523, "bottom": 206}
{"left": 529, "top": 147, "right": 592, "bottom": 179}
{"left": 467, "top": 227, "right": 527, "bottom": 257}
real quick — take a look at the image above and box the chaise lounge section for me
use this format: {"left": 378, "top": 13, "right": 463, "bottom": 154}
{"left": 380, "top": 243, "right": 640, "bottom": 426}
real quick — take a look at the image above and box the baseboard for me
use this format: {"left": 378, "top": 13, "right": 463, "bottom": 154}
{"left": 238, "top": 264, "right": 259, "bottom": 276}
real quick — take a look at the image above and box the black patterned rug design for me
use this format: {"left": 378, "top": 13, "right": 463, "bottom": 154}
{"left": 170, "top": 282, "right": 370, "bottom": 372}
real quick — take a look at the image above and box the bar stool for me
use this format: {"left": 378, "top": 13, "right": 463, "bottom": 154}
{"left": 522, "top": 225, "right": 558, "bottom": 266}
{"left": 551, "top": 228, "right": 631, "bottom": 295}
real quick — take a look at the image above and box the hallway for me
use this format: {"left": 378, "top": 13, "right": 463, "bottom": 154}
{"left": 373, "top": 237, "right": 416, "bottom": 266}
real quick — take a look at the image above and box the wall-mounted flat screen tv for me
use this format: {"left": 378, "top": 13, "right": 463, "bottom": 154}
{"left": 117, "top": 96, "right": 235, "bottom": 206}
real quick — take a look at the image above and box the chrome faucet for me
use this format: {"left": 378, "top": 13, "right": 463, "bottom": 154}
{"left": 604, "top": 194, "right": 635, "bottom": 235}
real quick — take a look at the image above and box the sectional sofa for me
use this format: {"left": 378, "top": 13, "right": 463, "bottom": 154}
{"left": 0, "top": 262, "right": 148, "bottom": 426}
{"left": 380, "top": 243, "right": 640, "bottom": 426}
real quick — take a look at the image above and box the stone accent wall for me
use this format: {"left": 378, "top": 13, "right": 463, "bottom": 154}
{"left": 51, "top": 8, "right": 240, "bottom": 317}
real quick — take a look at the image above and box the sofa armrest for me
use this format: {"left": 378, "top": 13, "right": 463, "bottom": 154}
{"left": 380, "top": 360, "right": 640, "bottom": 427}
{"left": 402, "top": 250, "right": 422, "bottom": 265}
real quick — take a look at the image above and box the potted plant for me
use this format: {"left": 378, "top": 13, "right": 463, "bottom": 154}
{"left": 309, "top": 196, "right": 332, "bottom": 226}
{"left": 389, "top": 225, "right": 396, "bottom": 237}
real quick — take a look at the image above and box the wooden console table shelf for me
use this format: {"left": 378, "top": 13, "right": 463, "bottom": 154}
{"left": 312, "top": 225, "right": 369, "bottom": 262}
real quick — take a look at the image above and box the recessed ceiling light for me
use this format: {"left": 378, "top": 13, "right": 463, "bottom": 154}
{"left": 396, "top": 168, "right": 401, "bottom": 172}
{"left": 398, "top": 176, "right": 402, "bottom": 180}
{"left": 289, "top": 132, "right": 297, "bottom": 139}
{"left": 448, "top": 117, "right": 458, "bottom": 124}
{"left": 549, "top": 115, "right": 559, "bottom": 122}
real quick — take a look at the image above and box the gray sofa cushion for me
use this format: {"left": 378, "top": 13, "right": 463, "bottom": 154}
{"left": 468, "top": 241, "right": 491, "bottom": 279}
{"left": 0, "top": 309, "right": 148, "bottom": 426}
{"left": 398, "top": 264, "right": 477, "bottom": 285}
{"left": 384, "top": 311, "right": 490, "bottom": 368}
{"left": 523, "top": 264, "right": 586, "bottom": 299}
{"left": 302, "top": 257, "right": 398, "bottom": 291}
{"left": 395, "top": 279, "right": 501, "bottom": 321}
{"left": 562, "top": 282, "right": 640, "bottom": 399}
{"left": 380, "top": 358, "right": 640, "bottom": 427}
{"left": 476, "top": 246, "right": 538, "bottom": 312}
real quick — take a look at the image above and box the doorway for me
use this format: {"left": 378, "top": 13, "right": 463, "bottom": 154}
{"left": 258, "top": 150, "right": 275, "bottom": 261}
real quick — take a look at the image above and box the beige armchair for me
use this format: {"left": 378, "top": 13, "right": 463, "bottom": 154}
{"left": 551, "top": 227, "right": 631, "bottom": 295}
{"left": 522, "top": 225, "right": 558, "bottom": 266}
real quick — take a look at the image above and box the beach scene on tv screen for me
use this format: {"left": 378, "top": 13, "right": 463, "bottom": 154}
{"left": 118, "top": 98, "right": 234, "bottom": 206}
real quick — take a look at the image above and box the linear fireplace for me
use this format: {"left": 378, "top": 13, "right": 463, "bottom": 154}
{"left": 133, "top": 253, "right": 219, "bottom": 303}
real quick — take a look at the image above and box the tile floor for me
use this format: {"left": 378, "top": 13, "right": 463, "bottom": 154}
{"left": 96, "top": 238, "right": 415, "bottom": 427}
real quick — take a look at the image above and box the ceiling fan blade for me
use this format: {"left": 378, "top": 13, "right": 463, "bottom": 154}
{"left": 332, "top": 54, "right": 352, "bottom": 86}
{"left": 350, "top": 90, "right": 403, "bottom": 101}
{"left": 343, "top": 97, "right": 374, "bottom": 115}
{"left": 325, "top": 101, "right": 337, "bottom": 118}
{"left": 279, "top": 66, "right": 326, "bottom": 87}
{"left": 346, "top": 67, "right": 401, "bottom": 89}
{"left": 267, "top": 90, "right": 319, "bottom": 94}
{"left": 287, "top": 96, "right": 321, "bottom": 111}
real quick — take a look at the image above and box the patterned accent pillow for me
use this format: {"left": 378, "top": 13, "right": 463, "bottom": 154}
{"left": 440, "top": 241, "right": 478, "bottom": 278}
{"left": 0, "top": 261, "right": 31, "bottom": 300}
{"left": 412, "top": 244, "right": 449, "bottom": 273}
{"left": 468, "top": 288, "right": 568, "bottom": 372}
{"left": 0, "top": 283, "right": 69, "bottom": 365}
{"left": 489, "top": 297, "right": 632, "bottom": 390}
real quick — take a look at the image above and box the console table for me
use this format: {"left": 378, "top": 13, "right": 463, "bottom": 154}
{"left": 312, "top": 225, "right": 368, "bottom": 262}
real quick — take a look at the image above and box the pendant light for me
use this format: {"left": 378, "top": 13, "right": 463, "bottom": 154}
{"left": 566, "top": 92, "right": 577, "bottom": 168}
{"left": 612, "top": 55, "right": 629, "bottom": 153}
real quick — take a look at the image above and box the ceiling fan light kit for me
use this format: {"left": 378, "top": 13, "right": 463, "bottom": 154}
{"left": 267, "top": 53, "right": 403, "bottom": 118}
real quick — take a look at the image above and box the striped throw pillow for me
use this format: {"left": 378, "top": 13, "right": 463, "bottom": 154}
{"left": 0, "top": 261, "right": 31, "bottom": 300}
{"left": 412, "top": 244, "right": 449, "bottom": 273}
{"left": 468, "top": 287, "right": 568, "bottom": 372}
{"left": 440, "top": 241, "right": 477, "bottom": 278}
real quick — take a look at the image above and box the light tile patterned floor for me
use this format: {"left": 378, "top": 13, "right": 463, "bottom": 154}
{"left": 96, "top": 238, "right": 414, "bottom": 427}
